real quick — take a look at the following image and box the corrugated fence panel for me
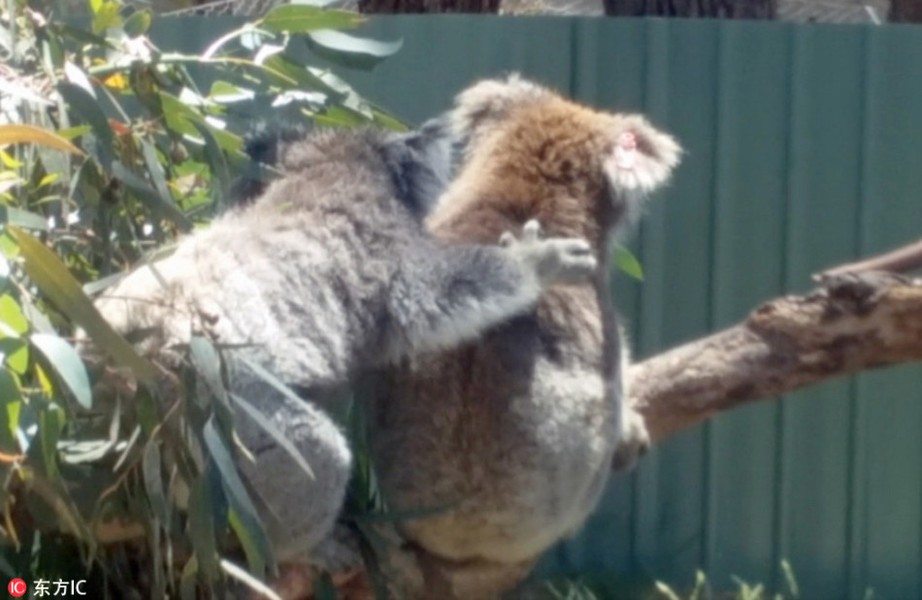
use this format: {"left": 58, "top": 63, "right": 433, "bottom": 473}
{"left": 781, "top": 25, "right": 866, "bottom": 600}
{"left": 855, "top": 27, "right": 922, "bottom": 600}
{"left": 152, "top": 16, "right": 922, "bottom": 598}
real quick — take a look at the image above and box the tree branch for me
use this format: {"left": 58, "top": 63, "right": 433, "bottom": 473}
{"left": 818, "top": 237, "right": 922, "bottom": 276}
{"left": 629, "top": 271, "right": 922, "bottom": 443}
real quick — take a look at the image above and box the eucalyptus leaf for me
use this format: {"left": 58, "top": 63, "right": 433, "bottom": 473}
{"left": 143, "top": 441, "right": 169, "bottom": 525}
{"left": 306, "top": 30, "right": 403, "bottom": 71}
{"left": 37, "top": 407, "right": 65, "bottom": 480}
{"left": 0, "top": 369, "right": 21, "bottom": 453}
{"left": 124, "top": 10, "right": 152, "bottom": 37}
{"left": 64, "top": 62, "right": 96, "bottom": 98}
{"left": 111, "top": 161, "right": 193, "bottom": 232}
{"left": 179, "top": 556, "right": 199, "bottom": 600}
{"left": 7, "top": 227, "right": 156, "bottom": 384}
{"left": 259, "top": 5, "right": 362, "bottom": 34}
{"left": 0, "top": 206, "right": 49, "bottom": 231}
{"left": 203, "top": 417, "right": 273, "bottom": 573}
{"left": 30, "top": 333, "right": 92, "bottom": 410}
{"left": 57, "top": 83, "right": 115, "bottom": 167}
{"left": 189, "top": 336, "right": 228, "bottom": 408}
{"left": 230, "top": 392, "right": 314, "bottom": 480}
{"left": 0, "top": 294, "right": 28, "bottom": 335}
{"left": 140, "top": 141, "right": 174, "bottom": 211}
{"left": 0, "top": 124, "right": 83, "bottom": 155}
{"left": 0, "top": 368, "right": 19, "bottom": 404}
{"left": 0, "top": 338, "right": 29, "bottom": 376}
{"left": 91, "top": 0, "right": 122, "bottom": 34}
{"left": 187, "top": 478, "right": 218, "bottom": 580}
{"left": 50, "top": 24, "right": 113, "bottom": 49}
{"left": 190, "top": 123, "right": 230, "bottom": 194}
{"left": 613, "top": 245, "right": 644, "bottom": 281}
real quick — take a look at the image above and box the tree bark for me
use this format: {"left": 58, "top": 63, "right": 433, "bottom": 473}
{"left": 358, "top": 0, "right": 500, "bottom": 12}
{"left": 603, "top": 0, "right": 776, "bottom": 18}
{"left": 889, "top": 0, "right": 922, "bottom": 21}
{"left": 630, "top": 270, "right": 922, "bottom": 443}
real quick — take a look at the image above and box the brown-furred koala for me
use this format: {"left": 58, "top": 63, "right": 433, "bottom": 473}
{"left": 84, "top": 125, "right": 598, "bottom": 588}
{"left": 367, "top": 76, "right": 681, "bottom": 592}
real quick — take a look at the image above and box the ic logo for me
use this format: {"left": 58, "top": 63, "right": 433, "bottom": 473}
{"left": 7, "top": 578, "right": 26, "bottom": 598}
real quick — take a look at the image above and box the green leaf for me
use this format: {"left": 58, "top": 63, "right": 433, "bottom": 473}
{"left": 613, "top": 245, "right": 644, "bottom": 281}
{"left": 30, "top": 334, "right": 92, "bottom": 410}
{"left": 0, "top": 368, "right": 20, "bottom": 405}
{"left": 259, "top": 6, "right": 363, "bottom": 34}
{"left": 188, "top": 337, "right": 230, "bottom": 416}
{"left": 179, "top": 556, "right": 199, "bottom": 600}
{"left": 310, "top": 104, "right": 371, "bottom": 128}
{"left": 143, "top": 441, "right": 169, "bottom": 524}
{"left": 124, "top": 10, "right": 152, "bottom": 37}
{"left": 306, "top": 30, "right": 403, "bottom": 71}
{"left": 64, "top": 62, "right": 97, "bottom": 98}
{"left": 0, "top": 124, "right": 84, "bottom": 156}
{"left": 158, "top": 93, "right": 242, "bottom": 154}
{"left": 0, "top": 294, "right": 28, "bottom": 335}
{"left": 140, "top": 141, "right": 175, "bottom": 212}
{"left": 0, "top": 206, "right": 50, "bottom": 230}
{"left": 203, "top": 417, "right": 273, "bottom": 575}
{"left": 57, "top": 82, "right": 115, "bottom": 167}
{"left": 190, "top": 122, "right": 230, "bottom": 193}
{"left": 0, "top": 369, "right": 20, "bottom": 452}
{"left": 38, "top": 407, "right": 65, "bottom": 479}
{"left": 91, "top": 0, "right": 122, "bottom": 33}
{"left": 111, "top": 161, "right": 194, "bottom": 232}
{"left": 0, "top": 339, "right": 28, "bottom": 376}
{"left": 187, "top": 478, "right": 218, "bottom": 580}
{"left": 7, "top": 227, "right": 157, "bottom": 384}
{"left": 231, "top": 392, "right": 314, "bottom": 480}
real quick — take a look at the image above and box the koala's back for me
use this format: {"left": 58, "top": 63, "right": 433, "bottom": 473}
{"left": 95, "top": 129, "right": 418, "bottom": 389}
{"left": 371, "top": 100, "right": 619, "bottom": 565}
{"left": 373, "top": 284, "right": 617, "bottom": 564}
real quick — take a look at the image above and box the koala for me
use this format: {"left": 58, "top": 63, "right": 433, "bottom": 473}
{"left": 87, "top": 125, "right": 597, "bottom": 582}
{"left": 366, "top": 76, "right": 681, "bottom": 591}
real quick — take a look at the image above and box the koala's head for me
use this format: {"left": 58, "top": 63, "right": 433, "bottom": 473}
{"left": 446, "top": 75, "right": 682, "bottom": 236}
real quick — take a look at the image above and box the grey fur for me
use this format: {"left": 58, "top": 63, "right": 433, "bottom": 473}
{"left": 91, "top": 126, "right": 596, "bottom": 570}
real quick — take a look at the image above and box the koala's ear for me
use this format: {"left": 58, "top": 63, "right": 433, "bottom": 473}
{"left": 450, "top": 74, "right": 552, "bottom": 140}
{"left": 603, "top": 115, "right": 682, "bottom": 195}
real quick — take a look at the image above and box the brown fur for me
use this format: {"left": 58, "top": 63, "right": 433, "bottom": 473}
{"left": 367, "top": 77, "right": 681, "bottom": 597}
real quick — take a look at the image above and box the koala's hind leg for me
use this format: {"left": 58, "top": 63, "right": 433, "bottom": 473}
{"left": 386, "top": 220, "right": 597, "bottom": 359}
{"left": 229, "top": 364, "right": 355, "bottom": 572}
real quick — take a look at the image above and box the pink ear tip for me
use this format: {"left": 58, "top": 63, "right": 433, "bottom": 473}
{"left": 617, "top": 131, "right": 637, "bottom": 150}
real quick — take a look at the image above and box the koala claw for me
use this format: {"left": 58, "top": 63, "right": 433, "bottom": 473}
{"left": 612, "top": 406, "right": 651, "bottom": 472}
{"left": 500, "top": 220, "right": 597, "bottom": 287}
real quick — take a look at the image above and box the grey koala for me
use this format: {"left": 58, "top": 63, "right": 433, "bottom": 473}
{"left": 89, "top": 125, "right": 597, "bottom": 578}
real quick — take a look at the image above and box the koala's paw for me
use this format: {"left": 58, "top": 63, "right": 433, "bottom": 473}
{"left": 612, "top": 406, "right": 650, "bottom": 472}
{"left": 500, "top": 219, "right": 596, "bottom": 287}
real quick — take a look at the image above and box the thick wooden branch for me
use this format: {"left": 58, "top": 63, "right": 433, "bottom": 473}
{"left": 629, "top": 271, "right": 922, "bottom": 443}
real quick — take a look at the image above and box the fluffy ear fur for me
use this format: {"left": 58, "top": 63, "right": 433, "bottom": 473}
{"left": 604, "top": 114, "right": 682, "bottom": 195}
{"left": 449, "top": 74, "right": 551, "bottom": 142}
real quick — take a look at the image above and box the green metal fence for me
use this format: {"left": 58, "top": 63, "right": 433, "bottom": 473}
{"left": 157, "top": 16, "right": 922, "bottom": 598}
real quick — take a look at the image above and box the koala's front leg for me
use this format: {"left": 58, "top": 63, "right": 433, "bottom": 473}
{"left": 386, "top": 219, "right": 596, "bottom": 359}
{"left": 499, "top": 219, "right": 596, "bottom": 287}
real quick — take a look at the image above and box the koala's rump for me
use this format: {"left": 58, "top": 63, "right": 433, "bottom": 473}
{"left": 370, "top": 286, "right": 618, "bottom": 564}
